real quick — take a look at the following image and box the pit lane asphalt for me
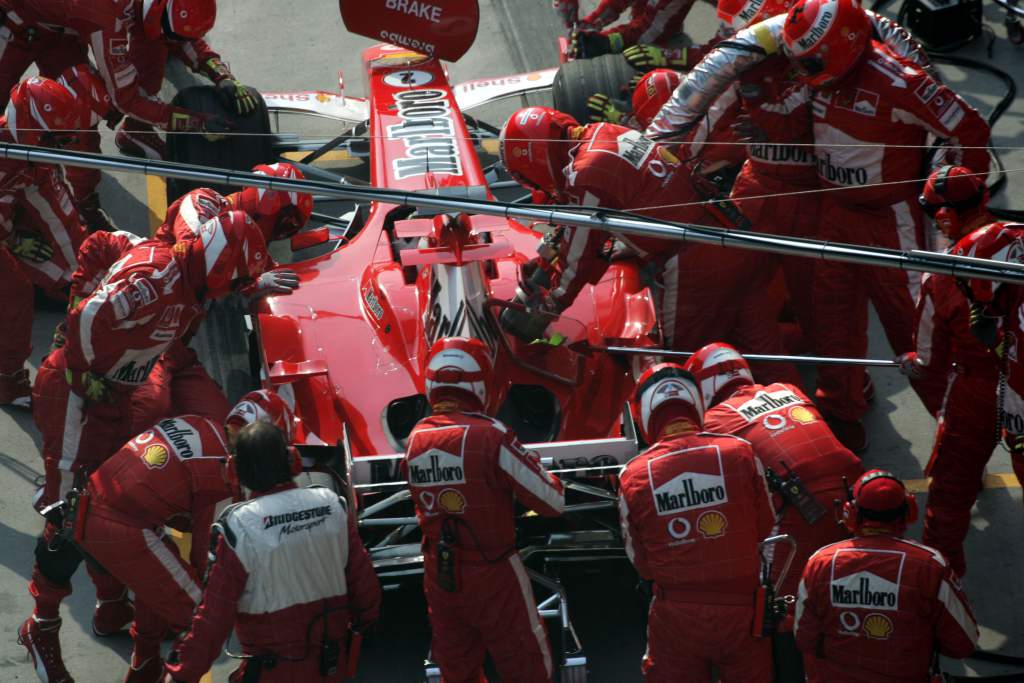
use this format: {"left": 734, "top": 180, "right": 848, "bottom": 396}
{"left": 0, "top": 2, "right": 1022, "bottom": 681}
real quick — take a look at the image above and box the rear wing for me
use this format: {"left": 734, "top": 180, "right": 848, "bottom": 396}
{"left": 347, "top": 404, "right": 639, "bottom": 489}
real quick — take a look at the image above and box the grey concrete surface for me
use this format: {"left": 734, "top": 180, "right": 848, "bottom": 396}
{"left": 0, "top": 1, "right": 1022, "bottom": 682}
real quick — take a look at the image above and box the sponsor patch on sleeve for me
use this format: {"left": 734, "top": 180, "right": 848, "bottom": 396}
{"left": 938, "top": 101, "right": 965, "bottom": 130}
{"left": 914, "top": 80, "right": 938, "bottom": 104}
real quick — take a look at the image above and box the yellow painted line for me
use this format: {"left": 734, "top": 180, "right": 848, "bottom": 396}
{"left": 904, "top": 473, "right": 1021, "bottom": 494}
{"left": 146, "top": 174, "right": 168, "bottom": 235}
{"left": 281, "top": 150, "right": 352, "bottom": 162}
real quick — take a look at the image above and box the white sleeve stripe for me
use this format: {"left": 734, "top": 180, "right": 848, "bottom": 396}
{"left": 79, "top": 288, "right": 109, "bottom": 366}
{"left": 618, "top": 494, "right": 637, "bottom": 564}
{"left": 23, "top": 186, "right": 75, "bottom": 267}
{"left": 499, "top": 445, "right": 564, "bottom": 513}
{"left": 916, "top": 291, "right": 935, "bottom": 366}
{"left": 550, "top": 225, "right": 591, "bottom": 300}
{"left": 938, "top": 579, "right": 979, "bottom": 646}
{"left": 793, "top": 578, "right": 809, "bottom": 637}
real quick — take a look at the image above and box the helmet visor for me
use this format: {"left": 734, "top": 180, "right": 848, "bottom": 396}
{"left": 795, "top": 56, "right": 826, "bottom": 77}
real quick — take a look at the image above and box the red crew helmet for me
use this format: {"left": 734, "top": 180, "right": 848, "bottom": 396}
{"left": 499, "top": 106, "right": 579, "bottom": 195}
{"left": 840, "top": 469, "right": 917, "bottom": 534}
{"left": 683, "top": 342, "right": 754, "bottom": 409}
{"left": 226, "top": 389, "right": 296, "bottom": 442}
{"left": 718, "top": 0, "right": 795, "bottom": 29}
{"left": 56, "top": 64, "right": 114, "bottom": 128}
{"left": 950, "top": 223, "right": 1024, "bottom": 311}
{"left": 142, "top": 0, "right": 217, "bottom": 41}
{"left": 228, "top": 163, "right": 314, "bottom": 241}
{"left": 631, "top": 364, "right": 704, "bottom": 444}
{"left": 424, "top": 337, "right": 494, "bottom": 412}
{"left": 193, "top": 210, "right": 269, "bottom": 299}
{"left": 6, "top": 77, "right": 83, "bottom": 147}
{"left": 782, "top": 0, "right": 871, "bottom": 88}
{"left": 632, "top": 69, "right": 682, "bottom": 130}
{"left": 919, "top": 165, "right": 989, "bottom": 239}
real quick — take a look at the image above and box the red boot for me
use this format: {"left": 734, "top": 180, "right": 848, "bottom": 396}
{"left": 123, "top": 650, "right": 165, "bottom": 683}
{"left": 92, "top": 589, "right": 135, "bottom": 637}
{"left": 19, "top": 615, "right": 74, "bottom": 683}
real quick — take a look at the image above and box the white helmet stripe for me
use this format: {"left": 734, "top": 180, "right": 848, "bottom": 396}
{"left": 28, "top": 98, "right": 51, "bottom": 133}
{"left": 202, "top": 217, "right": 228, "bottom": 275}
{"left": 6, "top": 101, "right": 19, "bottom": 142}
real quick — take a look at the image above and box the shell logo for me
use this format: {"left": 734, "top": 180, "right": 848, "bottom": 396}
{"left": 790, "top": 406, "right": 816, "bottom": 424}
{"left": 438, "top": 488, "right": 467, "bottom": 514}
{"left": 142, "top": 444, "right": 169, "bottom": 470}
{"left": 863, "top": 613, "right": 893, "bottom": 640}
{"left": 697, "top": 510, "right": 728, "bottom": 539}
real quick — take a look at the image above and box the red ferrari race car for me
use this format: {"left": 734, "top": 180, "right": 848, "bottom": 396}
{"left": 166, "top": 3, "right": 655, "bottom": 679}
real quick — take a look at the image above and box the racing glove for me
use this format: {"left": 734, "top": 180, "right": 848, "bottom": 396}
{"left": 216, "top": 79, "right": 260, "bottom": 116}
{"left": 574, "top": 30, "right": 624, "bottom": 57}
{"left": 623, "top": 45, "right": 691, "bottom": 71}
{"left": 9, "top": 233, "right": 54, "bottom": 263}
{"left": 65, "top": 369, "right": 112, "bottom": 403}
{"left": 587, "top": 93, "right": 626, "bottom": 124}
{"left": 168, "top": 109, "right": 235, "bottom": 142}
{"left": 552, "top": 0, "right": 578, "bottom": 28}
{"left": 730, "top": 113, "right": 767, "bottom": 144}
{"left": 894, "top": 351, "right": 925, "bottom": 379}
{"left": 969, "top": 302, "right": 1001, "bottom": 350}
{"left": 239, "top": 269, "right": 301, "bottom": 300}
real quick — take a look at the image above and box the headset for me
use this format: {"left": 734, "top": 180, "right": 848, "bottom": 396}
{"left": 840, "top": 470, "right": 918, "bottom": 533}
{"left": 919, "top": 165, "right": 988, "bottom": 236}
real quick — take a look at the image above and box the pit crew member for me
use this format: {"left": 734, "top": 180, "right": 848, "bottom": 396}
{"left": 499, "top": 106, "right": 798, "bottom": 385}
{"left": 164, "top": 421, "right": 382, "bottom": 682}
{"left": 0, "top": 77, "right": 89, "bottom": 405}
{"left": 32, "top": 210, "right": 268, "bottom": 513}
{"left": 0, "top": 0, "right": 234, "bottom": 153}
{"left": 779, "top": 0, "right": 990, "bottom": 449}
{"left": 897, "top": 166, "right": 1003, "bottom": 577}
{"left": 554, "top": 0, "right": 696, "bottom": 55}
{"left": 619, "top": 363, "right": 775, "bottom": 681}
{"left": 948, "top": 223, "right": 1024, "bottom": 495}
{"left": 20, "top": 405, "right": 241, "bottom": 683}
{"left": 685, "top": 342, "right": 863, "bottom": 679}
{"left": 686, "top": 342, "right": 863, "bottom": 589}
{"left": 403, "top": 337, "right": 565, "bottom": 683}
{"left": 794, "top": 470, "right": 979, "bottom": 682}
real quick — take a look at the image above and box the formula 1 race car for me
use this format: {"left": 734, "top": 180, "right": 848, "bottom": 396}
{"left": 166, "top": 3, "right": 657, "bottom": 680}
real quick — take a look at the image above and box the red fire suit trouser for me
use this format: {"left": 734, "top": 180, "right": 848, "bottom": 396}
{"left": 731, "top": 169, "right": 819, "bottom": 343}
{"left": 922, "top": 366, "right": 999, "bottom": 577}
{"left": 642, "top": 595, "right": 772, "bottom": 682}
{"left": 0, "top": 247, "right": 33, "bottom": 374}
{"left": 661, "top": 243, "right": 801, "bottom": 387}
{"left": 424, "top": 552, "right": 553, "bottom": 683}
{"left": 129, "top": 354, "right": 231, "bottom": 435}
{"left": 80, "top": 508, "right": 203, "bottom": 657}
{"left": 811, "top": 196, "right": 946, "bottom": 421}
{"left": 29, "top": 520, "right": 128, "bottom": 620}
{"left": 32, "top": 354, "right": 135, "bottom": 509}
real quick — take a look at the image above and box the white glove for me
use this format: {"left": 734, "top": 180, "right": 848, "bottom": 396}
{"left": 242, "top": 269, "right": 300, "bottom": 300}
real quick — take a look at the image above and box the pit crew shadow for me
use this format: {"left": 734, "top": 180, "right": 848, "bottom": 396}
{"left": 0, "top": 521, "right": 37, "bottom": 583}
{"left": 98, "top": 176, "right": 152, "bottom": 238}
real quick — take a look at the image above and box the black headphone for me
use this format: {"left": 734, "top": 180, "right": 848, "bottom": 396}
{"left": 841, "top": 470, "right": 918, "bottom": 532}
{"left": 918, "top": 166, "right": 987, "bottom": 233}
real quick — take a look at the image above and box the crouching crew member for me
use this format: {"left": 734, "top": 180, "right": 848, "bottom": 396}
{"left": 795, "top": 470, "right": 979, "bottom": 682}
{"left": 619, "top": 364, "right": 776, "bottom": 682}
{"left": 404, "top": 337, "right": 565, "bottom": 683}
{"left": 164, "top": 421, "right": 381, "bottom": 682}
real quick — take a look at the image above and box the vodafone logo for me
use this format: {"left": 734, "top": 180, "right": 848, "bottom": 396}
{"left": 667, "top": 517, "right": 691, "bottom": 539}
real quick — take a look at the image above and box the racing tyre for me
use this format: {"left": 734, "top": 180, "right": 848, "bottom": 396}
{"left": 552, "top": 54, "right": 639, "bottom": 124}
{"left": 166, "top": 85, "right": 273, "bottom": 201}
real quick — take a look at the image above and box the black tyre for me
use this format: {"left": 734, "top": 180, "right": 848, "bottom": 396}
{"left": 552, "top": 54, "right": 639, "bottom": 124}
{"left": 165, "top": 85, "right": 273, "bottom": 202}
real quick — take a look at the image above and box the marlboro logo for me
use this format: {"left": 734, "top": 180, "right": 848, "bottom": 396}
{"left": 648, "top": 447, "right": 728, "bottom": 516}
{"left": 732, "top": 389, "right": 804, "bottom": 422}
{"left": 829, "top": 549, "right": 905, "bottom": 611}
{"left": 409, "top": 447, "right": 466, "bottom": 485}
